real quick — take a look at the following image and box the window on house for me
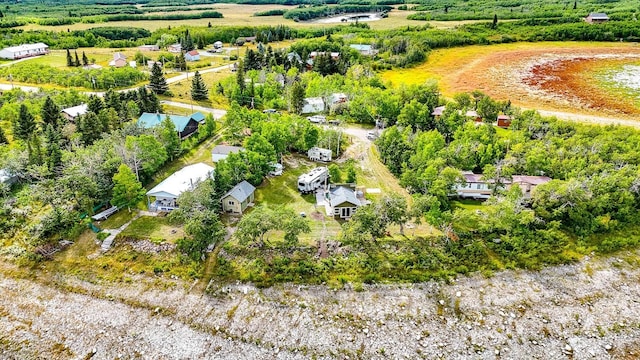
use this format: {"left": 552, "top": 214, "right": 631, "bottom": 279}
{"left": 229, "top": 201, "right": 235, "bottom": 205}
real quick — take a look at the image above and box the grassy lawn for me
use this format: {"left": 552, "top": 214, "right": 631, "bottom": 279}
{"left": 255, "top": 155, "right": 344, "bottom": 244}
{"left": 95, "top": 209, "right": 136, "bottom": 229}
{"left": 452, "top": 199, "right": 485, "bottom": 211}
{"left": 166, "top": 69, "right": 232, "bottom": 108}
{"left": 46, "top": 230, "right": 202, "bottom": 282}
{"left": 119, "top": 216, "right": 185, "bottom": 243}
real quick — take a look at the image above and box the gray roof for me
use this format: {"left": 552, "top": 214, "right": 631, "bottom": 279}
{"left": 212, "top": 145, "right": 245, "bottom": 156}
{"left": 329, "top": 186, "right": 361, "bottom": 207}
{"left": 588, "top": 12, "right": 608, "bottom": 19}
{"left": 223, "top": 180, "right": 256, "bottom": 203}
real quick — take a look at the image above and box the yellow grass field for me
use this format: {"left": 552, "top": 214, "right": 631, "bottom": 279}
{"left": 19, "top": 5, "right": 465, "bottom": 32}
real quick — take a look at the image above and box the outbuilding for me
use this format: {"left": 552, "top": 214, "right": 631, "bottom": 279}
{"left": 211, "top": 145, "right": 245, "bottom": 162}
{"left": 585, "top": 12, "right": 609, "bottom": 23}
{"left": 109, "top": 52, "right": 127, "bottom": 68}
{"left": 185, "top": 50, "right": 200, "bottom": 62}
{"left": 0, "top": 43, "right": 48, "bottom": 60}
{"left": 221, "top": 180, "right": 256, "bottom": 214}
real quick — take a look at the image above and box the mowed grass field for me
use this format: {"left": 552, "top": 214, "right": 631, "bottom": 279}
{"left": 19, "top": 4, "right": 468, "bottom": 32}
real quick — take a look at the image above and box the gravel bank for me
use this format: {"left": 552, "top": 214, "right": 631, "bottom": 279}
{"left": 1, "top": 253, "right": 640, "bottom": 359}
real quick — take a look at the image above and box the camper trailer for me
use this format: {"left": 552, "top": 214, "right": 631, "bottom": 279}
{"left": 297, "top": 167, "right": 329, "bottom": 194}
{"left": 308, "top": 147, "right": 332, "bottom": 162}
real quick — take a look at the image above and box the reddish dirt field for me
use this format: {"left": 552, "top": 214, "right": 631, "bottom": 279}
{"left": 385, "top": 43, "right": 640, "bottom": 119}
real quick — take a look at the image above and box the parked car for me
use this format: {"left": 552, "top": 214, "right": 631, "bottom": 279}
{"left": 263, "top": 109, "right": 278, "bottom": 114}
{"left": 307, "top": 115, "right": 327, "bottom": 124}
{"left": 366, "top": 131, "right": 378, "bottom": 140}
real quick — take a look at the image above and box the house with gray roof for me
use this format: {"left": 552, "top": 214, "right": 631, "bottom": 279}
{"left": 221, "top": 180, "right": 256, "bottom": 214}
{"left": 585, "top": 12, "right": 609, "bottom": 23}
{"left": 211, "top": 145, "right": 245, "bottom": 162}
{"left": 318, "top": 185, "right": 363, "bottom": 219}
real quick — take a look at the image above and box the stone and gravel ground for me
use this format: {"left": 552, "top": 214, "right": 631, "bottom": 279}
{"left": 2, "top": 251, "right": 640, "bottom": 359}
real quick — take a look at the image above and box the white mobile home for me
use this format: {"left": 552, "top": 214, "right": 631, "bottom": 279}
{"left": 454, "top": 172, "right": 551, "bottom": 199}
{"left": 146, "top": 163, "right": 214, "bottom": 211}
{"left": 0, "top": 43, "right": 48, "bottom": 60}
{"left": 298, "top": 167, "right": 329, "bottom": 194}
{"left": 308, "top": 147, "right": 332, "bottom": 162}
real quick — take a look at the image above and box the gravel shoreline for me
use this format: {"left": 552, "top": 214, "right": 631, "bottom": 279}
{"left": 1, "top": 253, "right": 640, "bottom": 359}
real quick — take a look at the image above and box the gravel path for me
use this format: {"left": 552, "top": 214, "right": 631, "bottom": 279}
{"left": 2, "top": 252, "right": 640, "bottom": 359}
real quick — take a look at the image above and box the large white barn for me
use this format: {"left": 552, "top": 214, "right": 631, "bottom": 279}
{"left": 0, "top": 43, "right": 49, "bottom": 60}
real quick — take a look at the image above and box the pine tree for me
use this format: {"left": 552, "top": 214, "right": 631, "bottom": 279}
{"left": 290, "top": 80, "right": 305, "bottom": 114}
{"left": 492, "top": 14, "right": 498, "bottom": 29}
{"left": 112, "top": 164, "right": 145, "bottom": 212}
{"left": 41, "top": 96, "right": 60, "bottom": 128}
{"left": 74, "top": 50, "right": 80, "bottom": 67}
{"left": 148, "top": 62, "right": 169, "bottom": 95}
{"left": 104, "top": 88, "right": 121, "bottom": 113}
{"left": 235, "top": 60, "right": 246, "bottom": 102}
{"left": 78, "top": 113, "right": 102, "bottom": 145}
{"left": 82, "top": 51, "right": 88, "bottom": 66}
{"left": 66, "top": 49, "right": 73, "bottom": 67}
{"left": 182, "top": 29, "right": 195, "bottom": 52}
{"left": 43, "top": 124, "right": 62, "bottom": 176}
{"left": 175, "top": 52, "right": 187, "bottom": 71}
{"left": 0, "top": 10, "right": 4, "bottom": 18}
{"left": 87, "top": 95, "right": 104, "bottom": 114}
{"left": 0, "top": 126, "right": 7, "bottom": 145}
{"left": 13, "top": 104, "right": 36, "bottom": 142}
{"left": 190, "top": 71, "right": 208, "bottom": 101}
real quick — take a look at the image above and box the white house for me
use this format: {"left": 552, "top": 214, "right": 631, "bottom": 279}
{"left": 60, "top": 103, "right": 88, "bottom": 122}
{"left": 0, "top": 43, "right": 48, "bottom": 60}
{"left": 168, "top": 43, "right": 182, "bottom": 53}
{"left": 349, "top": 44, "right": 378, "bottom": 56}
{"left": 138, "top": 44, "right": 159, "bottom": 51}
{"left": 454, "top": 172, "right": 551, "bottom": 199}
{"left": 317, "top": 185, "right": 363, "bottom": 219}
{"left": 221, "top": 180, "right": 256, "bottom": 214}
{"left": 308, "top": 147, "right": 332, "bottom": 162}
{"left": 211, "top": 145, "right": 245, "bottom": 162}
{"left": 146, "top": 163, "right": 215, "bottom": 212}
{"left": 302, "top": 97, "right": 325, "bottom": 114}
{"left": 185, "top": 50, "right": 200, "bottom": 62}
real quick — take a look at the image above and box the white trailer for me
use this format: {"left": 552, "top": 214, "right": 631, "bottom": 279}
{"left": 297, "top": 167, "right": 329, "bottom": 194}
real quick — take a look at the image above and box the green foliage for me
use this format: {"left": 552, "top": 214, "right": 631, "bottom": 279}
{"left": 111, "top": 164, "right": 145, "bottom": 211}
{"left": 148, "top": 62, "right": 169, "bottom": 95}
{"left": 190, "top": 71, "right": 208, "bottom": 101}
{"left": 328, "top": 164, "right": 342, "bottom": 183}
{"left": 180, "top": 209, "right": 225, "bottom": 261}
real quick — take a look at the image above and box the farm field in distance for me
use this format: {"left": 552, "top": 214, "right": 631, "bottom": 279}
{"left": 382, "top": 41, "right": 640, "bottom": 119}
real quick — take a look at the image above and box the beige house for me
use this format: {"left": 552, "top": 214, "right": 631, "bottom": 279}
{"left": 109, "top": 52, "right": 127, "bottom": 68}
{"left": 221, "top": 180, "right": 256, "bottom": 214}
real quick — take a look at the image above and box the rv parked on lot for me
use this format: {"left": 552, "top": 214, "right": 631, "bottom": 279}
{"left": 297, "top": 167, "right": 329, "bottom": 193}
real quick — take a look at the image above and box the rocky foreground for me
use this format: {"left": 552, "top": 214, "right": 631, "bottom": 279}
{"left": 1, "top": 253, "right": 640, "bottom": 359}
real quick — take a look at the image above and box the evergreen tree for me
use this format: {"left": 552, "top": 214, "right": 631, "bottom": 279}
{"left": 43, "top": 124, "right": 62, "bottom": 176}
{"left": 13, "top": 104, "right": 36, "bottom": 142}
{"left": 112, "top": 164, "right": 145, "bottom": 212}
{"left": 74, "top": 50, "right": 80, "bottom": 67}
{"left": 492, "top": 14, "right": 498, "bottom": 29}
{"left": 191, "top": 71, "right": 208, "bottom": 101}
{"left": 78, "top": 113, "right": 103, "bottom": 145}
{"left": 148, "top": 62, "right": 169, "bottom": 95}
{"left": 0, "top": 10, "right": 4, "bottom": 18}
{"left": 175, "top": 52, "right": 187, "bottom": 71}
{"left": 87, "top": 94, "right": 104, "bottom": 114}
{"left": 196, "top": 36, "right": 205, "bottom": 50}
{"left": 207, "top": 21, "right": 212, "bottom": 28}
{"left": 104, "top": 88, "right": 121, "bottom": 113}
{"left": 66, "top": 49, "right": 73, "bottom": 67}
{"left": 235, "top": 60, "right": 246, "bottom": 104}
{"left": 573, "top": 1, "right": 577, "bottom": 10}
{"left": 290, "top": 80, "right": 305, "bottom": 114}
{"left": 41, "top": 96, "right": 60, "bottom": 128}
{"left": 182, "top": 29, "right": 195, "bottom": 52}
{"left": 0, "top": 126, "right": 7, "bottom": 145}
{"left": 147, "top": 91, "right": 161, "bottom": 113}
{"left": 82, "top": 51, "right": 88, "bottom": 66}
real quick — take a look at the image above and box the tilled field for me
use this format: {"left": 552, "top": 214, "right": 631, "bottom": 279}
{"left": 2, "top": 251, "right": 640, "bottom": 359}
